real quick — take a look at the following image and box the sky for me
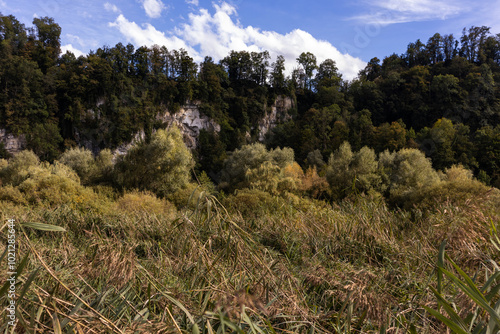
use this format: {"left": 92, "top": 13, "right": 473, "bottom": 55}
{"left": 1, "top": 0, "right": 499, "bottom": 80}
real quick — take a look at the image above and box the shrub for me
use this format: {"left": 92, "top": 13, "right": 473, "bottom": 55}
{"left": 301, "top": 166, "right": 329, "bottom": 199}
{"left": 379, "top": 148, "right": 441, "bottom": 206}
{"left": 0, "top": 150, "right": 40, "bottom": 186}
{"left": 326, "top": 142, "right": 380, "bottom": 199}
{"left": 221, "top": 143, "right": 295, "bottom": 192}
{"left": 222, "top": 188, "right": 279, "bottom": 218}
{"left": 115, "top": 126, "right": 194, "bottom": 197}
{"left": 94, "top": 149, "right": 114, "bottom": 184}
{"left": 0, "top": 185, "right": 27, "bottom": 205}
{"left": 410, "top": 165, "right": 497, "bottom": 210}
{"left": 58, "top": 147, "right": 96, "bottom": 184}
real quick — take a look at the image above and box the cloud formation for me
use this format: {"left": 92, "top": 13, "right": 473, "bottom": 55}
{"left": 353, "top": 0, "right": 465, "bottom": 25}
{"left": 109, "top": 14, "right": 196, "bottom": 53}
{"left": 61, "top": 44, "right": 85, "bottom": 57}
{"left": 104, "top": 2, "right": 121, "bottom": 13}
{"left": 185, "top": 0, "right": 199, "bottom": 6}
{"left": 140, "top": 0, "right": 167, "bottom": 18}
{"left": 110, "top": 2, "right": 366, "bottom": 80}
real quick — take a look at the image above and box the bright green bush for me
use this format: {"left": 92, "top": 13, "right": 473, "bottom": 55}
{"left": 0, "top": 150, "right": 40, "bottom": 186}
{"left": 94, "top": 149, "right": 114, "bottom": 184}
{"left": 115, "top": 126, "right": 194, "bottom": 197}
{"left": 221, "top": 143, "right": 295, "bottom": 191}
{"left": 326, "top": 142, "right": 380, "bottom": 199}
{"left": 58, "top": 146, "right": 96, "bottom": 184}
{"left": 410, "top": 164, "right": 498, "bottom": 210}
{"left": 378, "top": 148, "right": 441, "bottom": 206}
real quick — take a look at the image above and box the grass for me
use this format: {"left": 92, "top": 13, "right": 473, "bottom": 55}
{"left": 0, "top": 185, "right": 499, "bottom": 333}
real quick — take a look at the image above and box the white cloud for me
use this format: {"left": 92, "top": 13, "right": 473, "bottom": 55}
{"left": 140, "top": 0, "right": 167, "bottom": 19}
{"left": 104, "top": 2, "right": 121, "bottom": 13}
{"left": 110, "top": 2, "right": 366, "bottom": 80}
{"left": 61, "top": 44, "right": 85, "bottom": 57}
{"left": 353, "top": 0, "right": 465, "bottom": 25}
{"left": 109, "top": 14, "right": 196, "bottom": 53}
{"left": 186, "top": 0, "right": 199, "bottom": 6}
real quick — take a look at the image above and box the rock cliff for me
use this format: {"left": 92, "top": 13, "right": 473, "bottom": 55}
{"left": 1, "top": 97, "right": 292, "bottom": 157}
{"left": 0, "top": 129, "right": 26, "bottom": 155}
{"left": 157, "top": 102, "right": 221, "bottom": 149}
{"left": 257, "top": 96, "right": 294, "bottom": 141}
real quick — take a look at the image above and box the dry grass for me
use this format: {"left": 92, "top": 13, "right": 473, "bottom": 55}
{"left": 0, "top": 183, "right": 498, "bottom": 333}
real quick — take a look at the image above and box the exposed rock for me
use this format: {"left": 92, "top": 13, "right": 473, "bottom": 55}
{"left": 258, "top": 96, "right": 293, "bottom": 142}
{"left": 111, "top": 130, "right": 146, "bottom": 159}
{"left": 0, "top": 129, "right": 26, "bottom": 154}
{"left": 157, "top": 102, "right": 221, "bottom": 149}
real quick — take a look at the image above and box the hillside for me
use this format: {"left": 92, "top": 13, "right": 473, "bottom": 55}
{"left": 0, "top": 14, "right": 500, "bottom": 333}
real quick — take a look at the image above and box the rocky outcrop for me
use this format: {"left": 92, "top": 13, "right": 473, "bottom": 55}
{"left": 1, "top": 97, "right": 292, "bottom": 157}
{"left": 157, "top": 102, "right": 221, "bottom": 149}
{"left": 258, "top": 96, "right": 294, "bottom": 141}
{"left": 111, "top": 130, "right": 146, "bottom": 158}
{"left": 0, "top": 129, "right": 26, "bottom": 155}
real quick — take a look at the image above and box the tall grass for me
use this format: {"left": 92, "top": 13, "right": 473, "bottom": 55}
{"left": 0, "top": 185, "right": 498, "bottom": 333}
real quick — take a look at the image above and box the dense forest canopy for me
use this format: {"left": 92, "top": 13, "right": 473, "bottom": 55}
{"left": 1, "top": 14, "right": 500, "bottom": 186}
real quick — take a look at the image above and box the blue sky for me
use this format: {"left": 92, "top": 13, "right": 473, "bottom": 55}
{"left": 1, "top": 0, "right": 499, "bottom": 80}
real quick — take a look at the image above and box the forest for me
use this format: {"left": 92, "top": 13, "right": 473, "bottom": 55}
{"left": 0, "top": 14, "right": 500, "bottom": 333}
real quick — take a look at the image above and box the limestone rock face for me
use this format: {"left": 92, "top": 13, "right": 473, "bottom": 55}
{"left": 0, "top": 129, "right": 26, "bottom": 154}
{"left": 1, "top": 97, "right": 292, "bottom": 157}
{"left": 257, "top": 96, "right": 293, "bottom": 142}
{"left": 157, "top": 102, "right": 221, "bottom": 149}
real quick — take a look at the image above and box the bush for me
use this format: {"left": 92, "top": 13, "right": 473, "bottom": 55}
{"left": 379, "top": 148, "right": 441, "bottom": 206}
{"left": 222, "top": 188, "right": 279, "bottom": 218}
{"left": 0, "top": 150, "right": 40, "bottom": 186}
{"left": 0, "top": 185, "right": 27, "bottom": 205}
{"left": 326, "top": 142, "right": 380, "bottom": 199}
{"left": 221, "top": 143, "right": 295, "bottom": 191}
{"left": 115, "top": 126, "right": 194, "bottom": 197}
{"left": 410, "top": 165, "right": 497, "bottom": 210}
{"left": 58, "top": 147, "right": 96, "bottom": 184}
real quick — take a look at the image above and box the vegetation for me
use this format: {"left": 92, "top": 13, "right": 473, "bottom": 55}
{"left": 0, "top": 13, "right": 499, "bottom": 333}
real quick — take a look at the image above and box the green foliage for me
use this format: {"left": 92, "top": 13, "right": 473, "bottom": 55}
{"left": 221, "top": 143, "right": 295, "bottom": 191}
{"left": 0, "top": 150, "right": 40, "bottom": 186}
{"left": 379, "top": 148, "right": 441, "bottom": 206}
{"left": 326, "top": 142, "right": 380, "bottom": 199}
{"left": 26, "top": 123, "right": 63, "bottom": 162}
{"left": 425, "top": 241, "right": 500, "bottom": 333}
{"left": 58, "top": 146, "right": 96, "bottom": 184}
{"left": 410, "top": 165, "right": 498, "bottom": 210}
{"left": 116, "top": 190, "right": 177, "bottom": 217}
{"left": 115, "top": 126, "right": 194, "bottom": 197}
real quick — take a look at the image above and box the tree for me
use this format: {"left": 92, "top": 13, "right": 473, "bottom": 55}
{"left": 326, "top": 142, "right": 379, "bottom": 199}
{"left": 30, "top": 17, "right": 61, "bottom": 73}
{"left": 426, "top": 33, "right": 444, "bottom": 64}
{"left": 220, "top": 143, "right": 294, "bottom": 191}
{"left": 58, "top": 147, "right": 96, "bottom": 184}
{"left": 378, "top": 148, "right": 440, "bottom": 205}
{"left": 314, "top": 59, "right": 341, "bottom": 90}
{"left": 270, "top": 55, "right": 286, "bottom": 90}
{"left": 297, "top": 52, "right": 317, "bottom": 90}
{"left": 26, "top": 123, "right": 63, "bottom": 162}
{"left": 115, "top": 126, "right": 194, "bottom": 197}
{"left": 460, "top": 26, "right": 490, "bottom": 63}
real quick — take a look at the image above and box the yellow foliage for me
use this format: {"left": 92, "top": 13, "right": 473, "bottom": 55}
{"left": 283, "top": 162, "right": 304, "bottom": 179}
{"left": 0, "top": 185, "right": 27, "bottom": 205}
{"left": 301, "top": 166, "right": 329, "bottom": 198}
{"left": 116, "top": 190, "right": 176, "bottom": 216}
